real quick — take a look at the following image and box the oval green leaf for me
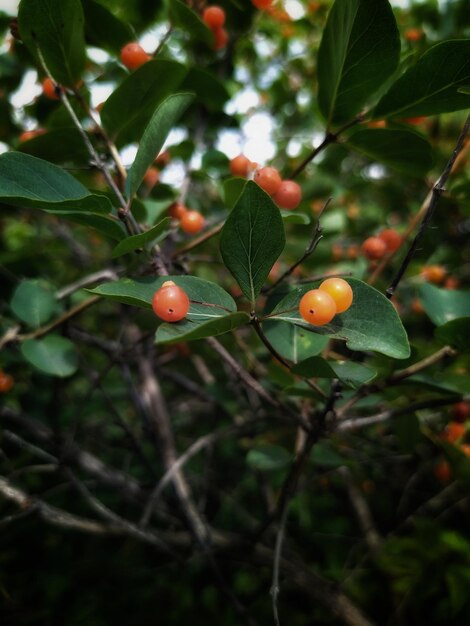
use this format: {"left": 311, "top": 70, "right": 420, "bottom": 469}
{"left": 292, "top": 357, "right": 377, "bottom": 389}
{"left": 125, "top": 93, "right": 194, "bottom": 199}
{"left": 101, "top": 60, "right": 187, "bottom": 146}
{"left": 82, "top": 0, "right": 134, "bottom": 55}
{"left": 246, "top": 445, "right": 291, "bottom": 472}
{"left": 420, "top": 283, "right": 470, "bottom": 326}
{"left": 155, "top": 311, "right": 250, "bottom": 344}
{"left": 317, "top": 0, "right": 400, "bottom": 126}
{"left": 21, "top": 335, "right": 79, "bottom": 378}
{"left": 111, "top": 218, "right": 171, "bottom": 257}
{"left": 181, "top": 68, "right": 230, "bottom": 110}
{"left": 0, "top": 152, "right": 112, "bottom": 214}
{"left": 347, "top": 128, "right": 434, "bottom": 176}
{"left": 10, "top": 280, "right": 57, "bottom": 328}
{"left": 168, "top": 0, "right": 213, "bottom": 47}
{"left": 263, "top": 320, "right": 329, "bottom": 364}
{"left": 267, "top": 278, "right": 410, "bottom": 359}
{"left": 220, "top": 181, "right": 285, "bottom": 305}
{"left": 373, "top": 40, "right": 470, "bottom": 119}
{"left": 18, "top": 0, "right": 86, "bottom": 86}
{"left": 435, "top": 317, "right": 470, "bottom": 353}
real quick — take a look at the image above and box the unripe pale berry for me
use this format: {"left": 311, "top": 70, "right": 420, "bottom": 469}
{"left": 120, "top": 42, "right": 151, "bottom": 70}
{"left": 273, "top": 180, "right": 302, "bottom": 210}
{"left": 152, "top": 281, "right": 190, "bottom": 322}
{"left": 319, "top": 278, "right": 353, "bottom": 313}
{"left": 299, "top": 289, "right": 337, "bottom": 326}
{"left": 254, "top": 166, "right": 282, "bottom": 196}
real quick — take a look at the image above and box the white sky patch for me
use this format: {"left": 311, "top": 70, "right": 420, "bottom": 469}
{"left": 0, "top": 141, "right": 9, "bottom": 155}
{"left": 216, "top": 129, "right": 244, "bottom": 159}
{"left": 285, "top": 0, "right": 306, "bottom": 20}
{"left": 91, "top": 83, "right": 114, "bottom": 108}
{"left": 87, "top": 47, "right": 109, "bottom": 65}
{"left": 363, "top": 164, "right": 387, "bottom": 180}
{"left": 0, "top": 0, "right": 19, "bottom": 15}
{"left": 225, "top": 87, "right": 260, "bottom": 116}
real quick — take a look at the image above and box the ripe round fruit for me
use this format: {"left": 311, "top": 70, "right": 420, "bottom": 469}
{"left": 143, "top": 167, "right": 160, "bottom": 189}
{"left": 273, "top": 180, "right": 302, "bottom": 210}
{"left": 230, "top": 154, "right": 252, "bottom": 178}
{"left": 378, "top": 229, "right": 402, "bottom": 253}
{"left": 169, "top": 202, "right": 188, "bottom": 220}
{"left": 434, "top": 460, "right": 451, "bottom": 483}
{"left": 180, "top": 210, "right": 205, "bottom": 234}
{"left": 451, "top": 401, "right": 470, "bottom": 423}
{"left": 254, "top": 166, "right": 282, "bottom": 196}
{"left": 0, "top": 370, "right": 14, "bottom": 393}
{"left": 212, "top": 26, "right": 228, "bottom": 50}
{"left": 252, "top": 0, "right": 273, "bottom": 8}
{"left": 444, "top": 421, "right": 465, "bottom": 444}
{"left": 319, "top": 278, "right": 353, "bottom": 313}
{"left": 203, "top": 6, "right": 226, "bottom": 29}
{"left": 421, "top": 264, "right": 446, "bottom": 284}
{"left": 152, "top": 281, "right": 190, "bottom": 322}
{"left": 299, "top": 289, "right": 337, "bottom": 326}
{"left": 361, "top": 236, "right": 387, "bottom": 260}
{"left": 42, "top": 77, "right": 61, "bottom": 100}
{"left": 120, "top": 42, "right": 151, "bottom": 70}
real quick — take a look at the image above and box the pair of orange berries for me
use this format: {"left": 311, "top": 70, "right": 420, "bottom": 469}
{"left": 299, "top": 278, "right": 353, "bottom": 326}
{"left": 169, "top": 202, "right": 205, "bottom": 235}
{"left": 230, "top": 155, "right": 302, "bottom": 210}
{"left": 202, "top": 6, "right": 228, "bottom": 50}
{"left": 362, "top": 228, "right": 402, "bottom": 260}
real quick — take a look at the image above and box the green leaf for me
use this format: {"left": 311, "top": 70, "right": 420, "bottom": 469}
{"left": 168, "top": 0, "right": 213, "bottom": 47}
{"left": 81, "top": 0, "right": 134, "bottom": 55}
{"left": 263, "top": 321, "right": 329, "bottom": 364}
{"left": 10, "top": 280, "right": 56, "bottom": 328}
{"left": 347, "top": 128, "right": 434, "bottom": 176}
{"left": 155, "top": 312, "right": 250, "bottom": 344}
{"left": 125, "top": 94, "right": 194, "bottom": 199}
{"left": 420, "top": 284, "right": 470, "bottom": 326}
{"left": 311, "top": 442, "right": 346, "bottom": 468}
{"left": 0, "top": 152, "right": 112, "bottom": 214}
{"left": 317, "top": 0, "right": 400, "bottom": 125}
{"left": 223, "top": 177, "right": 246, "bottom": 209}
{"left": 18, "top": 128, "right": 90, "bottom": 164}
{"left": 111, "top": 218, "right": 171, "bottom": 257}
{"left": 267, "top": 278, "right": 410, "bottom": 359}
{"left": 220, "top": 181, "right": 285, "bottom": 305}
{"left": 292, "top": 357, "right": 377, "bottom": 389}
{"left": 100, "top": 60, "right": 187, "bottom": 145}
{"left": 280, "top": 210, "right": 310, "bottom": 225}
{"left": 435, "top": 317, "right": 470, "bottom": 352}
{"left": 18, "top": 0, "right": 86, "bottom": 86}
{"left": 246, "top": 445, "right": 291, "bottom": 471}
{"left": 181, "top": 68, "right": 230, "bottom": 110}
{"left": 53, "top": 211, "right": 126, "bottom": 240}
{"left": 373, "top": 40, "right": 470, "bottom": 119}
{"left": 21, "top": 335, "right": 79, "bottom": 377}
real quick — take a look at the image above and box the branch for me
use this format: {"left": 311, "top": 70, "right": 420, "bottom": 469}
{"left": 386, "top": 113, "right": 470, "bottom": 298}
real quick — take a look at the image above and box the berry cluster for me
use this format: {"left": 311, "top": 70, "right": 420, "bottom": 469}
{"left": 169, "top": 202, "right": 205, "bottom": 235}
{"left": 362, "top": 228, "right": 402, "bottom": 260}
{"left": 202, "top": 6, "right": 228, "bottom": 51}
{"left": 230, "top": 156, "right": 302, "bottom": 210}
{"left": 299, "top": 278, "right": 353, "bottom": 326}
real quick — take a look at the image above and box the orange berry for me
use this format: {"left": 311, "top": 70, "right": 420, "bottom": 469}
{"left": 120, "top": 42, "right": 151, "bottom": 70}
{"left": 434, "top": 460, "right": 452, "bottom": 483}
{"left": 378, "top": 228, "right": 402, "bottom": 253}
{"left": 411, "top": 298, "right": 425, "bottom": 315}
{"left": 19, "top": 129, "right": 45, "bottom": 142}
{"left": 451, "top": 402, "right": 470, "bottom": 423}
{"left": 229, "top": 154, "right": 252, "bottom": 178}
{"left": 444, "top": 276, "right": 460, "bottom": 290}
{"left": 180, "top": 210, "right": 205, "bottom": 234}
{"left": 0, "top": 371, "right": 14, "bottom": 393}
{"left": 403, "top": 116, "right": 427, "bottom": 125}
{"left": 331, "top": 244, "right": 343, "bottom": 261}
{"left": 254, "top": 166, "right": 282, "bottom": 196}
{"left": 155, "top": 150, "right": 171, "bottom": 168}
{"left": 347, "top": 244, "right": 359, "bottom": 260}
{"left": 444, "top": 421, "right": 466, "bottom": 444}
{"left": 361, "top": 236, "right": 387, "bottom": 260}
{"left": 252, "top": 0, "right": 273, "bottom": 8}
{"left": 299, "top": 289, "right": 337, "bottom": 326}
{"left": 405, "top": 28, "right": 424, "bottom": 42}
{"left": 142, "top": 167, "right": 160, "bottom": 189}
{"left": 202, "top": 6, "right": 225, "bottom": 29}
{"left": 212, "top": 26, "right": 228, "bottom": 50}
{"left": 169, "top": 202, "right": 188, "bottom": 220}
{"left": 366, "top": 120, "right": 387, "bottom": 129}
{"left": 42, "top": 77, "right": 61, "bottom": 100}
{"left": 460, "top": 444, "right": 470, "bottom": 458}
{"left": 152, "top": 281, "right": 190, "bottom": 322}
{"left": 319, "top": 278, "right": 353, "bottom": 314}
{"left": 421, "top": 264, "right": 446, "bottom": 284}
{"left": 273, "top": 180, "right": 302, "bottom": 210}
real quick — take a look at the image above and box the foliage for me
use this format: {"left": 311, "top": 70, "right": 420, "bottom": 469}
{"left": 0, "top": 1, "right": 469, "bottom": 625}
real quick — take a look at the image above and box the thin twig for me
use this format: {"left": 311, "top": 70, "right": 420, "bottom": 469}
{"left": 386, "top": 113, "right": 470, "bottom": 298}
